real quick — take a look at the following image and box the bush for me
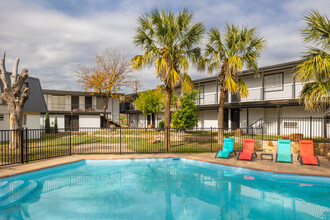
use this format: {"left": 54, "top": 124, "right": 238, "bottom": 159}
{"left": 171, "top": 90, "right": 198, "bottom": 131}
{"left": 158, "top": 119, "right": 165, "bottom": 129}
{"left": 54, "top": 115, "right": 58, "bottom": 133}
{"left": 45, "top": 112, "right": 50, "bottom": 133}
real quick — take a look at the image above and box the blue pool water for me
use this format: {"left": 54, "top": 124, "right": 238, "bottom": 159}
{"left": 0, "top": 159, "right": 329, "bottom": 220}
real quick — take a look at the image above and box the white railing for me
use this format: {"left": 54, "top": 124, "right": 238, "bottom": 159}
{"left": 193, "top": 83, "right": 305, "bottom": 106}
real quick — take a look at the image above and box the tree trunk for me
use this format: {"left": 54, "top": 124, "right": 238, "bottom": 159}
{"left": 164, "top": 87, "right": 172, "bottom": 150}
{"left": 1, "top": 53, "right": 30, "bottom": 149}
{"left": 218, "top": 89, "right": 227, "bottom": 146}
{"left": 103, "top": 96, "right": 109, "bottom": 128}
{"left": 9, "top": 113, "right": 22, "bottom": 149}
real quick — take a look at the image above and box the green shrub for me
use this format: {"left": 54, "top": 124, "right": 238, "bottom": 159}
{"left": 45, "top": 112, "right": 50, "bottom": 133}
{"left": 171, "top": 90, "right": 198, "bottom": 131}
{"left": 54, "top": 115, "right": 58, "bottom": 133}
{"left": 158, "top": 119, "right": 165, "bottom": 129}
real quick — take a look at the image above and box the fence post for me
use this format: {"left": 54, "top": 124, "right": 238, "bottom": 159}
{"left": 261, "top": 126, "right": 264, "bottom": 142}
{"left": 120, "top": 126, "right": 122, "bottom": 154}
{"left": 20, "top": 129, "right": 24, "bottom": 164}
{"left": 310, "top": 116, "right": 312, "bottom": 139}
{"left": 251, "top": 127, "right": 254, "bottom": 139}
{"left": 210, "top": 127, "right": 213, "bottom": 152}
{"left": 324, "top": 117, "right": 327, "bottom": 140}
{"left": 69, "top": 127, "right": 72, "bottom": 155}
{"left": 25, "top": 128, "right": 28, "bottom": 163}
{"left": 166, "top": 128, "right": 169, "bottom": 152}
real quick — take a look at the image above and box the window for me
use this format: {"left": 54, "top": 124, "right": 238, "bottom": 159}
{"left": 284, "top": 122, "right": 298, "bottom": 128}
{"left": 96, "top": 97, "right": 105, "bottom": 110}
{"left": 199, "top": 85, "right": 204, "bottom": 99}
{"left": 264, "top": 72, "right": 283, "bottom": 92}
{"left": 52, "top": 95, "right": 66, "bottom": 109}
{"left": 0, "top": 114, "right": 4, "bottom": 121}
{"left": 85, "top": 97, "right": 92, "bottom": 109}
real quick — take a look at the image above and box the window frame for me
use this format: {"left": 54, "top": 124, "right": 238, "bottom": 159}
{"left": 263, "top": 72, "right": 284, "bottom": 92}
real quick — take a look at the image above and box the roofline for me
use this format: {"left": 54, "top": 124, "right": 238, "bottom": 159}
{"left": 127, "top": 59, "right": 304, "bottom": 96}
{"left": 42, "top": 89, "right": 124, "bottom": 97}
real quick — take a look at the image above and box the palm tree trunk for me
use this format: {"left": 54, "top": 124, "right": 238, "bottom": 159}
{"left": 218, "top": 89, "right": 226, "bottom": 145}
{"left": 164, "top": 87, "right": 172, "bottom": 150}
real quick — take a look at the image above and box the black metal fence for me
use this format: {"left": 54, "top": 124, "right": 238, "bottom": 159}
{"left": 0, "top": 127, "right": 263, "bottom": 166}
{"left": 1, "top": 117, "right": 329, "bottom": 166}
{"left": 249, "top": 117, "right": 329, "bottom": 142}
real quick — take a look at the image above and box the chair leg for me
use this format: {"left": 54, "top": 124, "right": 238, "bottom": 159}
{"left": 237, "top": 152, "right": 240, "bottom": 160}
{"left": 275, "top": 153, "right": 278, "bottom": 163}
{"left": 316, "top": 156, "right": 320, "bottom": 166}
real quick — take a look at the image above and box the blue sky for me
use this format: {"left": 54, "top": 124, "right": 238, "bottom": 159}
{"left": 0, "top": 0, "right": 329, "bottom": 92}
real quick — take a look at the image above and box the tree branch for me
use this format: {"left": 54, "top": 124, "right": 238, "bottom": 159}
{"left": 0, "top": 52, "right": 9, "bottom": 89}
{"left": 13, "top": 68, "right": 29, "bottom": 95}
{"left": 11, "top": 58, "right": 20, "bottom": 87}
{"left": 18, "top": 88, "right": 30, "bottom": 106}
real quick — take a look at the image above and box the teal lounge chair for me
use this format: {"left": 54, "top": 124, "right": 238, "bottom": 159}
{"left": 276, "top": 139, "right": 293, "bottom": 163}
{"left": 215, "top": 138, "right": 235, "bottom": 159}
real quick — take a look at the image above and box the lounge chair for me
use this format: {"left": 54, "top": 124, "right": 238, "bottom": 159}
{"left": 237, "top": 139, "right": 257, "bottom": 161}
{"left": 297, "top": 140, "right": 320, "bottom": 166}
{"left": 276, "top": 139, "right": 293, "bottom": 163}
{"left": 215, "top": 138, "right": 236, "bottom": 159}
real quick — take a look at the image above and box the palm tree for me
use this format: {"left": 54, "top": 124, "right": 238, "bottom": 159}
{"left": 203, "top": 24, "right": 266, "bottom": 143}
{"left": 131, "top": 8, "right": 204, "bottom": 148}
{"left": 294, "top": 9, "right": 330, "bottom": 112}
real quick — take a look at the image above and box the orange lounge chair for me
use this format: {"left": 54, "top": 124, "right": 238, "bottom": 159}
{"left": 297, "top": 140, "right": 320, "bottom": 166}
{"left": 237, "top": 139, "right": 257, "bottom": 161}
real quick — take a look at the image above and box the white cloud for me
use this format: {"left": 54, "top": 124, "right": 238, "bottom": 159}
{"left": 0, "top": 0, "right": 328, "bottom": 93}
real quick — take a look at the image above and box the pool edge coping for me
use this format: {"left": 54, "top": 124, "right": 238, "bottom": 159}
{"left": 0, "top": 155, "right": 329, "bottom": 179}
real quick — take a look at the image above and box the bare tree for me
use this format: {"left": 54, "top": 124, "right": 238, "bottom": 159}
{"left": 0, "top": 52, "right": 30, "bottom": 148}
{"left": 75, "top": 48, "right": 136, "bottom": 127}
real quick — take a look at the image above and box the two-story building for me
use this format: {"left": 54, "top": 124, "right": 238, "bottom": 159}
{"left": 0, "top": 74, "right": 47, "bottom": 130}
{"left": 42, "top": 90, "right": 120, "bottom": 130}
{"left": 122, "top": 60, "right": 326, "bottom": 134}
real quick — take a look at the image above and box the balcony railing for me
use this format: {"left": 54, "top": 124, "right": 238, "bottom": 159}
{"left": 195, "top": 83, "right": 305, "bottom": 105}
{"left": 48, "top": 104, "right": 105, "bottom": 112}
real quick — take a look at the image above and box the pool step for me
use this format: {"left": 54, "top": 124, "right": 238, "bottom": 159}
{"left": 0, "top": 180, "right": 25, "bottom": 200}
{"left": 0, "top": 180, "right": 38, "bottom": 210}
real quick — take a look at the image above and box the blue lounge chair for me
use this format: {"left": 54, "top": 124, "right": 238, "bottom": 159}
{"left": 276, "top": 139, "right": 293, "bottom": 163}
{"left": 215, "top": 138, "right": 235, "bottom": 159}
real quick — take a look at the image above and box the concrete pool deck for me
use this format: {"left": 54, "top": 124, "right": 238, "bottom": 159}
{"left": 0, "top": 153, "right": 329, "bottom": 178}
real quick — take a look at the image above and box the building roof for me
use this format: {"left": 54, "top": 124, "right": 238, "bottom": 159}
{"left": 43, "top": 89, "right": 124, "bottom": 97}
{"left": 127, "top": 59, "right": 304, "bottom": 96}
{"left": 0, "top": 73, "right": 48, "bottom": 113}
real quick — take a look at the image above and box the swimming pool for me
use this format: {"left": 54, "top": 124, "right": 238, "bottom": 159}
{"left": 0, "top": 158, "right": 329, "bottom": 219}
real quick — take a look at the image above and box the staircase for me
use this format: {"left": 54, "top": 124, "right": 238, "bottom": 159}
{"left": 0, "top": 180, "right": 39, "bottom": 210}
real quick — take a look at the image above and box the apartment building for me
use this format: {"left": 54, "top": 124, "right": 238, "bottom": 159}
{"left": 42, "top": 90, "right": 120, "bottom": 130}
{"left": 0, "top": 75, "right": 47, "bottom": 130}
{"left": 122, "top": 60, "right": 327, "bottom": 135}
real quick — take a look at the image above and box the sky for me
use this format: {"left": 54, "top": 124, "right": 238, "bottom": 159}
{"left": 0, "top": 0, "right": 329, "bottom": 93}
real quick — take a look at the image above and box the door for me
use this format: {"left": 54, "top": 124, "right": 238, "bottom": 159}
{"left": 65, "top": 115, "right": 79, "bottom": 131}
{"left": 231, "top": 108, "right": 240, "bottom": 130}
{"left": 223, "top": 109, "right": 228, "bottom": 130}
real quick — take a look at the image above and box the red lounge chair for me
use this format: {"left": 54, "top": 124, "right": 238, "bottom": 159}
{"left": 298, "top": 140, "right": 320, "bottom": 166}
{"left": 237, "top": 139, "right": 257, "bottom": 161}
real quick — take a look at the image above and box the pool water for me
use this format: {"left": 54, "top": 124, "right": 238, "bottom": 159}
{"left": 0, "top": 159, "right": 329, "bottom": 220}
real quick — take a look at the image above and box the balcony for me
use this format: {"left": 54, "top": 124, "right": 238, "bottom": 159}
{"left": 196, "top": 83, "right": 304, "bottom": 106}
{"left": 48, "top": 103, "right": 105, "bottom": 112}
